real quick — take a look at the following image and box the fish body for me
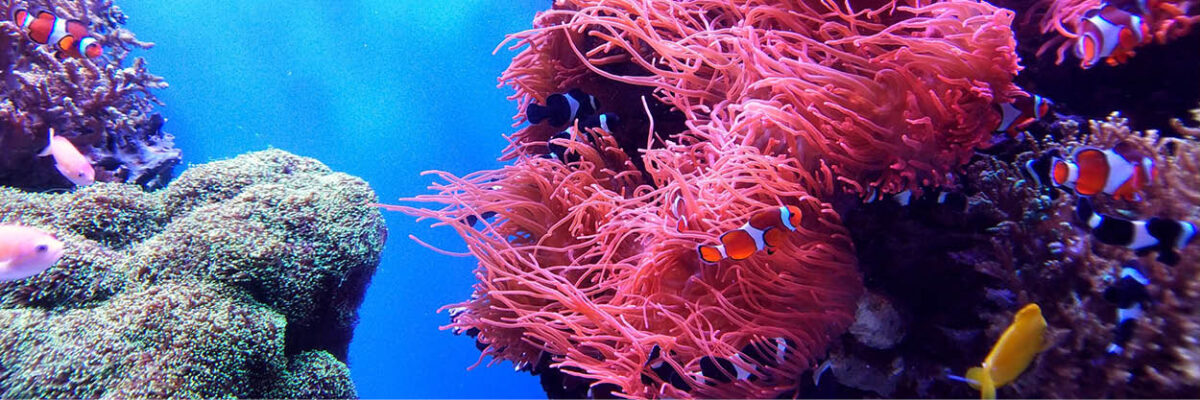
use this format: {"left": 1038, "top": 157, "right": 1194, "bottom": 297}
{"left": 1103, "top": 262, "right": 1151, "bottom": 354}
{"left": 866, "top": 188, "right": 968, "bottom": 212}
{"left": 0, "top": 224, "right": 65, "bottom": 281}
{"left": 963, "top": 303, "right": 1047, "bottom": 399}
{"left": 1024, "top": 142, "right": 1155, "bottom": 201}
{"left": 11, "top": 7, "right": 102, "bottom": 58}
{"left": 1077, "top": 197, "right": 1196, "bottom": 265}
{"left": 995, "top": 94, "right": 1053, "bottom": 138}
{"left": 696, "top": 205, "right": 802, "bottom": 263}
{"left": 526, "top": 89, "right": 598, "bottom": 127}
{"left": 1075, "top": 5, "right": 1151, "bottom": 68}
{"left": 39, "top": 128, "right": 95, "bottom": 187}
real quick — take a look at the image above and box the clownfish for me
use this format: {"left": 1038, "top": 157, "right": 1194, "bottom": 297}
{"left": 547, "top": 113, "right": 620, "bottom": 163}
{"left": 526, "top": 89, "right": 598, "bottom": 127}
{"left": 950, "top": 303, "right": 1047, "bottom": 399}
{"left": 1075, "top": 5, "right": 1151, "bottom": 69}
{"left": 642, "top": 345, "right": 692, "bottom": 391}
{"left": 10, "top": 7, "right": 103, "bottom": 59}
{"left": 1102, "top": 261, "right": 1151, "bottom": 355}
{"left": 865, "top": 188, "right": 969, "bottom": 212}
{"left": 696, "top": 205, "right": 802, "bottom": 263}
{"left": 698, "top": 337, "right": 796, "bottom": 384}
{"left": 669, "top": 195, "right": 690, "bottom": 231}
{"left": 1076, "top": 197, "right": 1196, "bottom": 266}
{"left": 995, "top": 94, "right": 1054, "bottom": 138}
{"left": 39, "top": 128, "right": 95, "bottom": 187}
{"left": 1024, "top": 142, "right": 1156, "bottom": 201}
{"left": 0, "top": 224, "right": 65, "bottom": 281}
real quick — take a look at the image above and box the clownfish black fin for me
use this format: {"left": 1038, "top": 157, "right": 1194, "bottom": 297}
{"left": 1156, "top": 249, "right": 1180, "bottom": 266}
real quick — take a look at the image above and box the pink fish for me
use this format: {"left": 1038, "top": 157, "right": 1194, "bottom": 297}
{"left": 38, "top": 128, "right": 95, "bottom": 186}
{"left": 0, "top": 224, "right": 65, "bottom": 281}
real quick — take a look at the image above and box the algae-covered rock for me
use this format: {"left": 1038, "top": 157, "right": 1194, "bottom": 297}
{"left": 0, "top": 150, "right": 386, "bottom": 398}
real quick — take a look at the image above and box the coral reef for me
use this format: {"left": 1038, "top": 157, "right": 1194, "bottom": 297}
{"left": 0, "top": 150, "right": 385, "bottom": 398}
{"left": 827, "top": 113, "right": 1200, "bottom": 398}
{"left": 0, "top": 0, "right": 177, "bottom": 191}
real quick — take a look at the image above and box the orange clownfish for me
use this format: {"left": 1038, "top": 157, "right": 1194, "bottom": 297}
{"left": 1024, "top": 142, "right": 1156, "bottom": 201}
{"left": 1074, "top": 5, "right": 1151, "bottom": 69}
{"left": 696, "top": 205, "right": 802, "bottom": 263}
{"left": 950, "top": 303, "right": 1047, "bottom": 399}
{"left": 11, "top": 7, "right": 103, "bottom": 58}
{"left": 995, "top": 94, "right": 1053, "bottom": 138}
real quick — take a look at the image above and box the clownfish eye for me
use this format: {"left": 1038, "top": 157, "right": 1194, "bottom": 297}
{"left": 35, "top": 244, "right": 48, "bottom": 253}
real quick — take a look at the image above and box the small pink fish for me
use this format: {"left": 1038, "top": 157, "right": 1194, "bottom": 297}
{"left": 38, "top": 128, "right": 95, "bottom": 186}
{"left": 0, "top": 224, "right": 65, "bottom": 281}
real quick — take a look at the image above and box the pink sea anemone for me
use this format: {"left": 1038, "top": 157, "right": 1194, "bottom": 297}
{"left": 386, "top": 0, "right": 1023, "bottom": 397}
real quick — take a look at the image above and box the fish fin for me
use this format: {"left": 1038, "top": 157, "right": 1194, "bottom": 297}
{"left": 967, "top": 367, "right": 997, "bottom": 399}
{"left": 964, "top": 367, "right": 985, "bottom": 390}
{"left": 37, "top": 128, "right": 54, "bottom": 157}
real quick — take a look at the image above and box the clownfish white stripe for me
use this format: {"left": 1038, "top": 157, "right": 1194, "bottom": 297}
{"left": 1128, "top": 220, "right": 1158, "bottom": 250}
{"left": 564, "top": 92, "right": 581, "bottom": 124}
{"left": 1116, "top": 304, "right": 1142, "bottom": 322}
{"left": 1081, "top": 14, "right": 1125, "bottom": 60}
{"left": 893, "top": 189, "right": 913, "bottom": 206}
{"left": 48, "top": 17, "right": 68, "bottom": 47}
{"left": 741, "top": 222, "right": 767, "bottom": 251}
{"left": 1178, "top": 222, "right": 1197, "bottom": 249}
{"left": 1064, "top": 162, "right": 1081, "bottom": 187}
{"left": 77, "top": 36, "right": 98, "bottom": 55}
{"left": 1100, "top": 150, "right": 1136, "bottom": 195}
{"left": 779, "top": 206, "right": 797, "bottom": 231}
{"left": 1121, "top": 267, "right": 1149, "bottom": 285}
{"left": 18, "top": 12, "right": 33, "bottom": 28}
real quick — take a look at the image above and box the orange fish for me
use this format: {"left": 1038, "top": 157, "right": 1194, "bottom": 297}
{"left": 39, "top": 128, "right": 95, "bottom": 187}
{"left": 1074, "top": 5, "right": 1151, "bottom": 68}
{"left": 1024, "top": 142, "right": 1155, "bottom": 201}
{"left": 995, "top": 94, "right": 1053, "bottom": 138}
{"left": 697, "top": 205, "right": 802, "bottom": 263}
{"left": 11, "top": 7, "right": 102, "bottom": 58}
{"left": 0, "top": 224, "right": 65, "bottom": 281}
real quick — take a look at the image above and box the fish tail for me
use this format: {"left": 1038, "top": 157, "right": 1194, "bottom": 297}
{"left": 965, "top": 367, "right": 997, "bottom": 400}
{"left": 37, "top": 128, "right": 54, "bottom": 157}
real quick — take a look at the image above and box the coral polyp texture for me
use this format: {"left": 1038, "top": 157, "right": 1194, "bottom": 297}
{"left": 0, "top": 150, "right": 385, "bottom": 398}
{"left": 0, "top": 0, "right": 177, "bottom": 191}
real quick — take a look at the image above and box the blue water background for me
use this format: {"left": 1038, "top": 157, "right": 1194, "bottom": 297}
{"left": 120, "top": 1, "right": 549, "bottom": 397}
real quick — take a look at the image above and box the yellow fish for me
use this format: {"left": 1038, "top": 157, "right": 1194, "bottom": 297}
{"left": 962, "top": 303, "right": 1047, "bottom": 399}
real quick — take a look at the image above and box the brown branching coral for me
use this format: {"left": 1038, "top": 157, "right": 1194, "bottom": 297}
{"left": 0, "top": 0, "right": 177, "bottom": 191}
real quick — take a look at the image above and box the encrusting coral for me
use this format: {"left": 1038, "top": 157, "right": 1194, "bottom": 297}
{"left": 0, "top": 149, "right": 385, "bottom": 398}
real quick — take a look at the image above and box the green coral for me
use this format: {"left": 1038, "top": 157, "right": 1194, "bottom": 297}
{"left": 0, "top": 150, "right": 385, "bottom": 398}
